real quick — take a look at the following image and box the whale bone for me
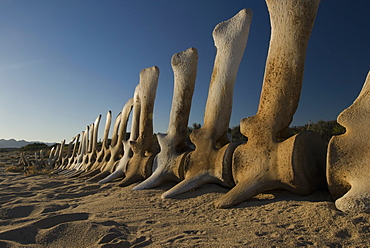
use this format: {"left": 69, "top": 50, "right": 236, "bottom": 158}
{"left": 118, "top": 66, "right": 159, "bottom": 187}
{"left": 99, "top": 85, "right": 141, "bottom": 184}
{"left": 86, "top": 98, "right": 133, "bottom": 182}
{"left": 162, "top": 8, "right": 252, "bottom": 198}
{"left": 214, "top": 0, "right": 326, "bottom": 209}
{"left": 327, "top": 71, "right": 370, "bottom": 213}
{"left": 133, "top": 47, "right": 198, "bottom": 190}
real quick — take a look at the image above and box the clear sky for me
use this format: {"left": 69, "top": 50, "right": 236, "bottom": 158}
{"left": 1, "top": 0, "right": 369, "bottom": 143}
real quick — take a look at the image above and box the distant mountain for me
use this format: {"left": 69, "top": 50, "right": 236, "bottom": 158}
{"left": 0, "top": 139, "right": 55, "bottom": 149}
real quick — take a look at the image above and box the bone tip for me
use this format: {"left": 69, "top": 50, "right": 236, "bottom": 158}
{"left": 237, "top": 8, "right": 252, "bottom": 18}
{"left": 187, "top": 47, "right": 198, "bottom": 54}
{"left": 213, "top": 8, "right": 252, "bottom": 36}
{"left": 141, "top": 66, "right": 160, "bottom": 74}
{"left": 161, "top": 191, "right": 172, "bottom": 199}
{"left": 335, "top": 195, "right": 370, "bottom": 214}
{"left": 132, "top": 184, "right": 144, "bottom": 191}
{"left": 171, "top": 47, "right": 198, "bottom": 65}
{"left": 213, "top": 200, "right": 230, "bottom": 209}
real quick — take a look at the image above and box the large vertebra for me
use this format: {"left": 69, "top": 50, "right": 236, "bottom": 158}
{"left": 133, "top": 47, "right": 198, "bottom": 190}
{"left": 214, "top": 0, "right": 326, "bottom": 209}
{"left": 327, "top": 71, "right": 370, "bottom": 213}
{"left": 118, "top": 66, "right": 159, "bottom": 187}
{"left": 162, "top": 8, "right": 252, "bottom": 198}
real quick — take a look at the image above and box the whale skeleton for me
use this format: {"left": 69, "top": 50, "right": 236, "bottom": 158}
{"left": 24, "top": 0, "right": 369, "bottom": 212}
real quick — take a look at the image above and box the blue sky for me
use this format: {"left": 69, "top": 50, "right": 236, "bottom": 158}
{"left": 1, "top": 0, "right": 369, "bottom": 143}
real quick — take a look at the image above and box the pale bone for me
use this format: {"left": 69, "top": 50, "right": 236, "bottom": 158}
{"left": 58, "top": 131, "right": 85, "bottom": 175}
{"left": 214, "top": 0, "right": 326, "bottom": 208}
{"left": 133, "top": 47, "right": 198, "bottom": 190}
{"left": 16, "top": 152, "right": 28, "bottom": 168}
{"left": 33, "top": 150, "right": 46, "bottom": 169}
{"left": 53, "top": 134, "right": 80, "bottom": 174}
{"left": 59, "top": 132, "right": 83, "bottom": 172}
{"left": 82, "top": 112, "right": 122, "bottom": 179}
{"left": 59, "top": 128, "right": 89, "bottom": 176}
{"left": 161, "top": 9, "right": 252, "bottom": 198}
{"left": 86, "top": 98, "right": 133, "bottom": 182}
{"left": 81, "top": 115, "right": 101, "bottom": 170}
{"left": 63, "top": 134, "right": 81, "bottom": 170}
{"left": 61, "top": 131, "right": 90, "bottom": 177}
{"left": 99, "top": 85, "right": 141, "bottom": 184}
{"left": 46, "top": 141, "right": 64, "bottom": 169}
{"left": 47, "top": 147, "right": 56, "bottom": 167}
{"left": 327, "top": 71, "right": 370, "bottom": 213}
{"left": 118, "top": 66, "right": 159, "bottom": 187}
{"left": 60, "top": 135, "right": 78, "bottom": 168}
{"left": 62, "top": 127, "right": 91, "bottom": 177}
{"left": 57, "top": 141, "right": 65, "bottom": 166}
{"left": 64, "top": 115, "right": 102, "bottom": 178}
{"left": 20, "top": 152, "right": 31, "bottom": 171}
{"left": 77, "top": 111, "right": 112, "bottom": 178}
{"left": 52, "top": 137, "right": 75, "bottom": 174}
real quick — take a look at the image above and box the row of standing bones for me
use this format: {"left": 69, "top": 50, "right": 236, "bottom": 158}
{"left": 25, "top": 0, "right": 369, "bottom": 213}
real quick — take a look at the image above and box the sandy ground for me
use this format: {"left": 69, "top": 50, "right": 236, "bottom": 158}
{"left": 0, "top": 152, "right": 369, "bottom": 247}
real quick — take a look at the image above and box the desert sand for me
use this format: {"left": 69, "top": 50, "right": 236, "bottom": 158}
{"left": 0, "top": 152, "right": 369, "bottom": 248}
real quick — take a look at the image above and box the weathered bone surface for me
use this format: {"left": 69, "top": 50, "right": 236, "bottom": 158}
{"left": 52, "top": 134, "right": 80, "bottom": 174}
{"left": 20, "top": 2, "right": 367, "bottom": 214}
{"left": 86, "top": 98, "right": 133, "bottom": 182}
{"left": 59, "top": 135, "right": 79, "bottom": 169}
{"left": 58, "top": 114, "right": 101, "bottom": 177}
{"left": 77, "top": 111, "right": 112, "bottom": 178}
{"left": 61, "top": 125, "right": 93, "bottom": 177}
{"left": 133, "top": 47, "right": 198, "bottom": 190}
{"left": 78, "top": 115, "right": 101, "bottom": 172}
{"left": 99, "top": 85, "right": 141, "bottom": 184}
{"left": 48, "top": 140, "right": 65, "bottom": 169}
{"left": 19, "top": 152, "right": 31, "bottom": 172}
{"left": 214, "top": 0, "right": 326, "bottom": 209}
{"left": 59, "top": 127, "right": 89, "bottom": 176}
{"left": 82, "top": 112, "right": 122, "bottom": 180}
{"left": 118, "top": 66, "right": 159, "bottom": 187}
{"left": 33, "top": 150, "right": 46, "bottom": 170}
{"left": 162, "top": 9, "right": 252, "bottom": 198}
{"left": 327, "top": 71, "right": 370, "bottom": 213}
